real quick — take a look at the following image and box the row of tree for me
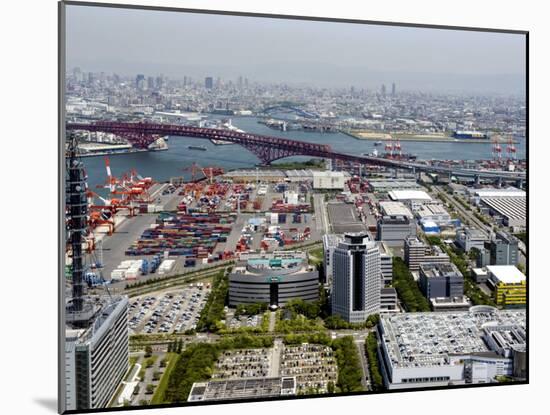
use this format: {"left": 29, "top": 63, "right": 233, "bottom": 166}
{"left": 365, "top": 333, "right": 384, "bottom": 391}
{"left": 195, "top": 270, "right": 229, "bottom": 332}
{"left": 392, "top": 257, "right": 431, "bottom": 312}
{"left": 331, "top": 336, "right": 364, "bottom": 392}
{"left": 324, "top": 314, "right": 380, "bottom": 330}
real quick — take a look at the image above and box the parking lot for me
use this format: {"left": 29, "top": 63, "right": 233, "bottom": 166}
{"left": 212, "top": 348, "right": 273, "bottom": 380}
{"left": 279, "top": 344, "right": 338, "bottom": 393}
{"left": 327, "top": 202, "right": 367, "bottom": 234}
{"left": 128, "top": 285, "right": 210, "bottom": 334}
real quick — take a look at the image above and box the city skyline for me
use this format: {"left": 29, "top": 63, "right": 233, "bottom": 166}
{"left": 66, "top": 5, "right": 526, "bottom": 94}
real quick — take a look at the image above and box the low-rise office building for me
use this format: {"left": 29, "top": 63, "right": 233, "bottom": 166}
{"left": 486, "top": 265, "right": 526, "bottom": 307}
{"left": 490, "top": 231, "right": 519, "bottom": 266}
{"left": 378, "top": 307, "right": 526, "bottom": 389}
{"left": 404, "top": 236, "right": 450, "bottom": 272}
{"left": 228, "top": 251, "right": 319, "bottom": 307}
{"left": 418, "top": 262, "right": 464, "bottom": 300}
{"left": 455, "top": 228, "right": 488, "bottom": 252}
{"left": 380, "top": 287, "right": 399, "bottom": 312}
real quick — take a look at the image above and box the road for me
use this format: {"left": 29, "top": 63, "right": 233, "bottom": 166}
{"left": 313, "top": 193, "right": 329, "bottom": 233}
{"left": 355, "top": 339, "right": 370, "bottom": 391}
{"left": 432, "top": 185, "right": 527, "bottom": 268}
{"left": 433, "top": 186, "right": 490, "bottom": 236}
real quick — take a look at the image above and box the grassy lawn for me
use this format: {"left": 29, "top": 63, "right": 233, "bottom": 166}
{"left": 308, "top": 247, "right": 324, "bottom": 266}
{"left": 151, "top": 353, "right": 180, "bottom": 405}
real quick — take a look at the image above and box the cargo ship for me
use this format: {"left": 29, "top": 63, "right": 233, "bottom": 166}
{"left": 188, "top": 145, "right": 207, "bottom": 151}
{"left": 452, "top": 131, "right": 488, "bottom": 140}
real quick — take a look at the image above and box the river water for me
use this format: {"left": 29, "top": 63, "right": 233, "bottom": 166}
{"left": 80, "top": 115, "right": 526, "bottom": 190}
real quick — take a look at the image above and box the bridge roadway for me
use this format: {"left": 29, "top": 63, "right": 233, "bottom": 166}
{"left": 66, "top": 121, "right": 526, "bottom": 181}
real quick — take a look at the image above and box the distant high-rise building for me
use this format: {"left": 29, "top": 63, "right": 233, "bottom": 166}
{"left": 155, "top": 75, "right": 163, "bottom": 89}
{"left": 244, "top": 77, "right": 249, "bottom": 87}
{"left": 238, "top": 75, "right": 243, "bottom": 89}
{"left": 135, "top": 74, "right": 145, "bottom": 90}
{"left": 391, "top": 82, "right": 396, "bottom": 96}
{"left": 381, "top": 84, "right": 387, "bottom": 97}
{"left": 331, "top": 233, "right": 381, "bottom": 323}
{"left": 205, "top": 76, "right": 214, "bottom": 90}
{"left": 183, "top": 75, "right": 188, "bottom": 86}
{"left": 147, "top": 76, "right": 155, "bottom": 90}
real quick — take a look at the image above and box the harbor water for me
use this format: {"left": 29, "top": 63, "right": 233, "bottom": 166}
{"left": 81, "top": 116, "right": 527, "bottom": 190}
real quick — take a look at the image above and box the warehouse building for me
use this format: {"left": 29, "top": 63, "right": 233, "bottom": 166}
{"left": 368, "top": 179, "right": 420, "bottom": 193}
{"left": 404, "top": 236, "right": 450, "bottom": 272}
{"left": 379, "top": 201, "right": 414, "bottom": 219}
{"left": 378, "top": 307, "right": 526, "bottom": 389}
{"left": 377, "top": 215, "right": 417, "bottom": 246}
{"left": 480, "top": 196, "right": 526, "bottom": 228}
{"left": 228, "top": 251, "right": 319, "bottom": 307}
{"left": 486, "top": 265, "right": 526, "bottom": 307}
{"left": 65, "top": 296, "right": 129, "bottom": 411}
{"left": 223, "top": 169, "right": 286, "bottom": 182}
{"left": 312, "top": 171, "right": 346, "bottom": 189}
{"left": 414, "top": 202, "right": 452, "bottom": 225}
{"left": 388, "top": 189, "right": 432, "bottom": 203}
{"left": 188, "top": 377, "right": 297, "bottom": 402}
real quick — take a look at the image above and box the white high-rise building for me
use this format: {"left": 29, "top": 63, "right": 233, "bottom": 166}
{"left": 332, "top": 233, "right": 381, "bottom": 323}
{"left": 65, "top": 296, "right": 129, "bottom": 411}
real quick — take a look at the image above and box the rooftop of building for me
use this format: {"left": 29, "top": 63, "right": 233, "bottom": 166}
{"left": 379, "top": 201, "right": 414, "bottom": 217}
{"left": 234, "top": 251, "right": 311, "bottom": 276}
{"left": 415, "top": 203, "right": 450, "bottom": 217}
{"left": 312, "top": 170, "right": 347, "bottom": 178}
{"left": 388, "top": 189, "right": 432, "bottom": 201}
{"left": 188, "top": 377, "right": 296, "bottom": 402}
{"left": 379, "top": 215, "right": 413, "bottom": 225}
{"left": 469, "top": 186, "right": 526, "bottom": 198}
{"left": 419, "top": 262, "right": 462, "bottom": 278}
{"left": 457, "top": 227, "right": 488, "bottom": 239}
{"left": 380, "top": 307, "right": 526, "bottom": 369}
{"left": 486, "top": 265, "right": 526, "bottom": 284}
{"left": 65, "top": 295, "right": 128, "bottom": 346}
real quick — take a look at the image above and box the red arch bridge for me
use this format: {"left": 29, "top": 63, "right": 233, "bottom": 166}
{"left": 65, "top": 121, "right": 526, "bottom": 182}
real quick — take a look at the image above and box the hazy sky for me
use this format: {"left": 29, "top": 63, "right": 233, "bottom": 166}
{"left": 66, "top": 5, "right": 526, "bottom": 94}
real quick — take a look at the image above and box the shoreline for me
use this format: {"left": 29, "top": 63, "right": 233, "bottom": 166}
{"left": 340, "top": 130, "right": 519, "bottom": 144}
